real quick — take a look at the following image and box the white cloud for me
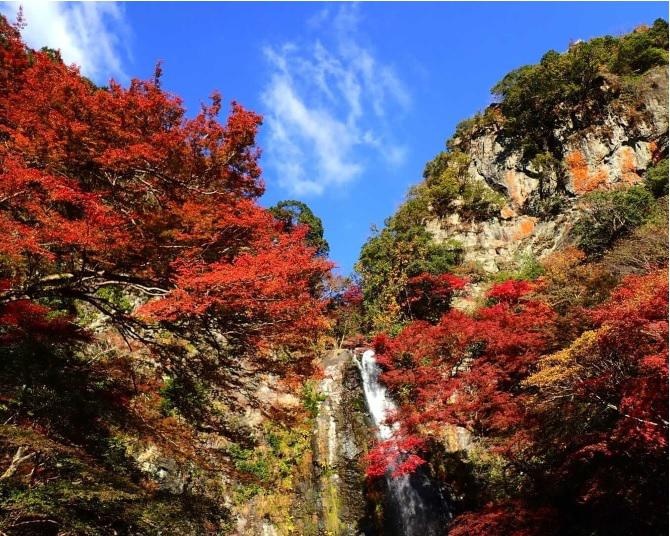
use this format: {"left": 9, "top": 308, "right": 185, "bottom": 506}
{"left": 261, "top": 5, "right": 410, "bottom": 196}
{"left": 0, "top": 1, "right": 129, "bottom": 81}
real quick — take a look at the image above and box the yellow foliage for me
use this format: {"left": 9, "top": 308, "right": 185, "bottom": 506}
{"left": 541, "top": 247, "right": 586, "bottom": 280}
{"left": 525, "top": 329, "right": 602, "bottom": 391}
{"left": 372, "top": 297, "right": 402, "bottom": 332}
{"left": 538, "top": 247, "right": 615, "bottom": 311}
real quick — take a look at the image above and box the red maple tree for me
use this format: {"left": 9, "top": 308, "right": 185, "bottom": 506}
{"left": 0, "top": 15, "right": 331, "bottom": 354}
{"left": 367, "top": 268, "right": 668, "bottom": 534}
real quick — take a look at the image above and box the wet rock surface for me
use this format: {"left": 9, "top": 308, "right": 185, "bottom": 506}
{"left": 314, "top": 349, "right": 372, "bottom": 535}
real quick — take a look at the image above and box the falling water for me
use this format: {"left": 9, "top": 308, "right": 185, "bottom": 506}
{"left": 359, "top": 349, "right": 399, "bottom": 441}
{"left": 358, "top": 349, "right": 450, "bottom": 536}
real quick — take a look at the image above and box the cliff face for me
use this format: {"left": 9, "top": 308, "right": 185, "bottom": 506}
{"left": 353, "top": 23, "right": 668, "bottom": 534}
{"left": 356, "top": 21, "right": 669, "bottom": 333}
{"left": 0, "top": 303, "right": 326, "bottom": 535}
{"left": 427, "top": 65, "right": 668, "bottom": 274}
{"left": 233, "top": 349, "right": 371, "bottom": 535}
{"left": 313, "top": 350, "right": 371, "bottom": 536}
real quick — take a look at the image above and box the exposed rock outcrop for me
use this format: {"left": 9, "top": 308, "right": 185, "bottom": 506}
{"left": 314, "top": 349, "right": 372, "bottom": 535}
{"left": 432, "top": 65, "right": 668, "bottom": 273}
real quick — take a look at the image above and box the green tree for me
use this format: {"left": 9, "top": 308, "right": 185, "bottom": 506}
{"left": 572, "top": 185, "right": 655, "bottom": 255}
{"left": 269, "top": 200, "right": 330, "bottom": 256}
{"left": 646, "top": 158, "right": 669, "bottom": 198}
{"left": 490, "top": 19, "right": 668, "bottom": 161}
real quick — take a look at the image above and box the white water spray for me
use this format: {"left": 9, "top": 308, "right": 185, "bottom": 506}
{"left": 357, "top": 349, "right": 449, "bottom": 536}
{"left": 359, "top": 349, "right": 399, "bottom": 440}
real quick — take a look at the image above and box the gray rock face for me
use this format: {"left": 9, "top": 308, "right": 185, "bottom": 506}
{"left": 313, "top": 349, "right": 371, "bottom": 536}
{"left": 135, "top": 444, "right": 191, "bottom": 494}
{"left": 430, "top": 66, "right": 668, "bottom": 273}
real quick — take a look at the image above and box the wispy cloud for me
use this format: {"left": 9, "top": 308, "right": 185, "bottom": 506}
{"left": 261, "top": 5, "right": 410, "bottom": 196}
{"left": 0, "top": 1, "right": 130, "bottom": 81}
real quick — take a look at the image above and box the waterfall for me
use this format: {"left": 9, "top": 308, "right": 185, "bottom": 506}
{"left": 359, "top": 349, "right": 399, "bottom": 440}
{"left": 358, "top": 349, "right": 450, "bottom": 536}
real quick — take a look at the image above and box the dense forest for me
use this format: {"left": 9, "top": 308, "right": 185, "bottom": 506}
{"left": 0, "top": 11, "right": 668, "bottom": 536}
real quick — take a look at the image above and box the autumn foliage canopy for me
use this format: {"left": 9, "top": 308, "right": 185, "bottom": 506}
{"left": 0, "top": 16, "right": 331, "bottom": 353}
{"left": 367, "top": 268, "right": 668, "bottom": 535}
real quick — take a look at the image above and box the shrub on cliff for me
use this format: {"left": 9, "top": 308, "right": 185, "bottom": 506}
{"left": 422, "top": 150, "right": 505, "bottom": 220}
{"left": 572, "top": 185, "right": 655, "bottom": 255}
{"left": 356, "top": 216, "right": 463, "bottom": 332}
{"left": 491, "top": 18, "right": 668, "bottom": 160}
{"left": 645, "top": 157, "right": 669, "bottom": 197}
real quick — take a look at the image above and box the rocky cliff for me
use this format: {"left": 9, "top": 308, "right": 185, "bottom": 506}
{"left": 227, "top": 349, "right": 372, "bottom": 535}
{"left": 313, "top": 349, "right": 372, "bottom": 536}
{"left": 354, "top": 22, "right": 668, "bottom": 534}
{"left": 429, "top": 65, "right": 668, "bottom": 274}
{"left": 357, "top": 22, "right": 669, "bottom": 329}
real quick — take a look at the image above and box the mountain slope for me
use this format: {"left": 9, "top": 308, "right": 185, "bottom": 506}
{"left": 357, "top": 20, "right": 669, "bottom": 536}
{"left": 357, "top": 19, "right": 668, "bottom": 331}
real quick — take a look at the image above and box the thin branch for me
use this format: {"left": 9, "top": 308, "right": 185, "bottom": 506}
{"left": 0, "top": 446, "right": 35, "bottom": 480}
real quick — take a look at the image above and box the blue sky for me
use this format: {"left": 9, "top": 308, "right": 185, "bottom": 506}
{"left": 2, "top": 2, "right": 667, "bottom": 274}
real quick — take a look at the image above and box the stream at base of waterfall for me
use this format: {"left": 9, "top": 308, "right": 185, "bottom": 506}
{"left": 357, "top": 349, "right": 451, "bottom": 536}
